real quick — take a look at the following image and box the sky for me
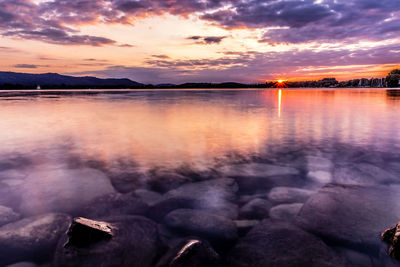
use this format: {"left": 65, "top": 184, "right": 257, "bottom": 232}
{"left": 0, "top": 0, "right": 399, "bottom": 84}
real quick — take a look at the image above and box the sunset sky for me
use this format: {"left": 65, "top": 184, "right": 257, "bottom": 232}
{"left": 0, "top": 0, "right": 399, "bottom": 84}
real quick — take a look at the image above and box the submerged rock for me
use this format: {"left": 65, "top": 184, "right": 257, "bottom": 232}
{"left": 234, "top": 220, "right": 260, "bottom": 236}
{"left": 55, "top": 216, "right": 159, "bottom": 267}
{"left": 239, "top": 198, "right": 272, "bottom": 220}
{"left": 307, "top": 171, "right": 333, "bottom": 184}
{"left": 0, "top": 213, "right": 71, "bottom": 266}
{"left": 132, "top": 189, "right": 162, "bottom": 206}
{"left": 228, "top": 221, "right": 345, "bottom": 267}
{"left": 0, "top": 205, "right": 20, "bottom": 227}
{"left": 306, "top": 156, "right": 333, "bottom": 172}
{"left": 296, "top": 184, "right": 400, "bottom": 255}
{"left": 219, "top": 163, "right": 300, "bottom": 178}
{"left": 149, "top": 178, "right": 238, "bottom": 220}
{"left": 80, "top": 193, "right": 148, "bottom": 219}
{"left": 164, "top": 209, "right": 238, "bottom": 246}
{"left": 268, "top": 187, "right": 314, "bottom": 204}
{"left": 156, "top": 239, "right": 220, "bottom": 267}
{"left": 19, "top": 168, "right": 115, "bottom": 216}
{"left": 269, "top": 203, "right": 303, "bottom": 221}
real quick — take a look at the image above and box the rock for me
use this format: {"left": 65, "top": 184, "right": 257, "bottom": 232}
{"left": 6, "top": 262, "right": 39, "bottom": 267}
{"left": 0, "top": 213, "right": 71, "bottom": 265}
{"left": 80, "top": 193, "right": 148, "bottom": 219}
{"left": 164, "top": 209, "right": 238, "bottom": 246}
{"left": 381, "top": 221, "right": 400, "bottom": 261}
{"left": 228, "top": 221, "right": 345, "bottom": 267}
{"left": 239, "top": 198, "right": 272, "bottom": 220}
{"left": 132, "top": 189, "right": 162, "bottom": 206}
{"left": 296, "top": 184, "right": 400, "bottom": 255}
{"left": 55, "top": 216, "right": 159, "bottom": 267}
{"left": 269, "top": 203, "right": 303, "bottom": 221}
{"left": 335, "top": 247, "right": 376, "bottom": 267}
{"left": 268, "top": 187, "right": 314, "bottom": 204}
{"left": 149, "top": 179, "right": 238, "bottom": 220}
{"left": 0, "top": 205, "right": 20, "bottom": 227}
{"left": 147, "top": 170, "right": 191, "bottom": 193}
{"left": 234, "top": 220, "right": 260, "bottom": 236}
{"left": 155, "top": 239, "right": 220, "bottom": 267}
{"left": 19, "top": 168, "right": 115, "bottom": 216}
{"left": 333, "top": 164, "right": 399, "bottom": 186}
{"left": 219, "top": 163, "right": 299, "bottom": 178}
{"left": 307, "top": 171, "right": 333, "bottom": 184}
{"left": 108, "top": 171, "right": 145, "bottom": 193}
{"left": 306, "top": 156, "right": 333, "bottom": 172}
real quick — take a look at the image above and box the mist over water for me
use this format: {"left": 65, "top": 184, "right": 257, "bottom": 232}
{"left": 1, "top": 89, "right": 400, "bottom": 265}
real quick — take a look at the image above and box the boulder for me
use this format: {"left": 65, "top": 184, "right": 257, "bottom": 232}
{"left": 132, "top": 189, "right": 162, "bottom": 206}
{"left": 0, "top": 205, "right": 20, "bottom": 227}
{"left": 307, "top": 171, "right": 333, "bottom": 184}
{"left": 296, "top": 184, "right": 400, "bottom": 255}
{"left": 80, "top": 193, "right": 148, "bottom": 219}
{"left": 164, "top": 209, "right": 237, "bottom": 246}
{"left": 147, "top": 170, "right": 191, "bottom": 193}
{"left": 234, "top": 220, "right": 260, "bottom": 236}
{"left": 149, "top": 179, "right": 238, "bottom": 220}
{"left": 19, "top": 168, "right": 115, "bottom": 216}
{"left": 306, "top": 156, "right": 333, "bottom": 172}
{"left": 55, "top": 216, "right": 160, "bottom": 267}
{"left": 228, "top": 221, "right": 345, "bottom": 267}
{"left": 239, "top": 198, "right": 272, "bottom": 220}
{"left": 0, "top": 213, "right": 71, "bottom": 265}
{"left": 108, "top": 171, "right": 145, "bottom": 193}
{"left": 268, "top": 187, "right": 314, "bottom": 204}
{"left": 155, "top": 239, "right": 220, "bottom": 267}
{"left": 381, "top": 221, "right": 400, "bottom": 261}
{"left": 269, "top": 203, "right": 303, "bottom": 221}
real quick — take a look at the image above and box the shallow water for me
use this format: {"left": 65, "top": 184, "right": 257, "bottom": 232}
{"left": 1, "top": 88, "right": 400, "bottom": 266}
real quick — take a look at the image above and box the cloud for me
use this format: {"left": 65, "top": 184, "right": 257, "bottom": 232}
{"left": 14, "top": 64, "right": 39, "bottom": 69}
{"left": 187, "top": 35, "right": 227, "bottom": 44}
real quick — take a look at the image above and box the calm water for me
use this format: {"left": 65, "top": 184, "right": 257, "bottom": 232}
{"left": 1, "top": 88, "right": 400, "bottom": 266}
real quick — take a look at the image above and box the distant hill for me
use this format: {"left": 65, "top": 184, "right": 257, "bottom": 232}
{"left": 0, "top": 71, "right": 143, "bottom": 89}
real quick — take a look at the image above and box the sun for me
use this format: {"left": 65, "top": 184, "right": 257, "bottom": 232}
{"left": 272, "top": 79, "right": 288, "bottom": 88}
{"left": 278, "top": 79, "right": 284, "bottom": 84}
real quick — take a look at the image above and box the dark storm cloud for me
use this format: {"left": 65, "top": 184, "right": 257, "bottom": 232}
{"left": 187, "top": 35, "right": 227, "bottom": 44}
{"left": 14, "top": 64, "right": 38, "bottom": 69}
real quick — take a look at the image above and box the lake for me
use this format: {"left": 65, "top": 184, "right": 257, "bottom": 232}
{"left": 0, "top": 88, "right": 400, "bottom": 266}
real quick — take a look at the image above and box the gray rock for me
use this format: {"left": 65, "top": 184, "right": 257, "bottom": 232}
{"left": 148, "top": 170, "right": 191, "bottom": 193}
{"left": 228, "top": 221, "right": 345, "bottom": 267}
{"left": 0, "top": 205, "right": 20, "bottom": 227}
{"left": 19, "top": 168, "right": 115, "bottom": 216}
{"left": 268, "top": 187, "right": 314, "bottom": 204}
{"left": 306, "top": 156, "right": 333, "bottom": 172}
{"left": 150, "top": 179, "right": 238, "bottom": 220}
{"left": 55, "top": 216, "right": 159, "bottom": 267}
{"left": 132, "top": 189, "right": 162, "bottom": 206}
{"left": 269, "top": 203, "right": 303, "bottom": 221}
{"left": 164, "top": 209, "right": 238, "bottom": 246}
{"left": 0, "top": 213, "right": 71, "bottom": 265}
{"left": 155, "top": 239, "right": 220, "bottom": 267}
{"left": 219, "top": 163, "right": 299, "bottom": 178}
{"left": 80, "top": 193, "right": 148, "bottom": 219}
{"left": 296, "top": 184, "right": 400, "bottom": 255}
{"left": 239, "top": 198, "right": 272, "bottom": 220}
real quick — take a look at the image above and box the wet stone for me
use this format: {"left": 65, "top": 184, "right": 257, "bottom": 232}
{"left": 6, "top": 262, "right": 39, "bottom": 267}
{"left": 0, "top": 213, "right": 71, "bottom": 266}
{"left": 306, "top": 156, "right": 333, "bottom": 172}
{"left": 307, "top": 171, "right": 333, "bottom": 184}
{"left": 132, "top": 189, "right": 162, "bottom": 206}
{"left": 234, "top": 220, "right": 260, "bottom": 236}
{"left": 219, "top": 163, "right": 300, "bottom": 178}
{"left": 55, "top": 215, "right": 160, "bottom": 267}
{"left": 147, "top": 170, "right": 192, "bottom": 193}
{"left": 228, "top": 221, "right": 345, "bottom": 267}
{"left": 296, "top": 184, "right": 400, "bottom": 255}
{"left": 0, "top": 205, "right": 20, "bottom": 227}
{"left": 155, "top": 239, "right": 220, "bottom": 267}
{"left": 381, "top": 221, "right": 400, "bottom": 261}
{"left": 239, "top": 198, "right": 272, "bottom": 220}
{"left": 164, "top": 209, "right": 238, "bottom": 247}
{"left": 268, "top": 187, "right": 314, "bottom": 204}
{"left": 269, "top": 203, "right": 303, "bottom": 221}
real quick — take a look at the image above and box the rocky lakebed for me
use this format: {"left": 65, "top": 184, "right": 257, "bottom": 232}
{"left": 0, "top": 143, "right": 400, "bottom": 267}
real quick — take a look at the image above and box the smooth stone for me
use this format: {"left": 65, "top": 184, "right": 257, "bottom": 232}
{"left": 19, "top": 168, "right": 115, "bottom": 216}
{"left": 219, "top": 163, "right": 299, "bottom": 178}
{"left": 234, "top": 220, "right": 260, "bottom": 236}
{"left": 55, "top": 216, "right": 159, "bottom": 267}
{"left": 0, "top": 213, "right": 71, "bottom": 265}
{"left": 296, "top": 184, "right": 400, "bottom": 255}
{"left": 150, "top": 179, "right": 238, "bottom": 220}
{"left": 0, "top": 205, "right": 20, "bottom": 227}
{"left": 332, "top": 166, "right": 377, "bottom": 185}
{"left": 235, "top": 174, "right": 304, "bottom": 194}
{"left": 306, "top": 156, "right": 333, "bottom": 172}
{"left": 155, "top": 239, "right": 220, "bottom": 267}
{"left": 6, "top": 262, "right": 39, "bottom": 267}
{"left": 355, "top": 163, "right": 399, "bottom": 183}
{"left": 164, "top": 209, "right": 238, "bottom": 246}
{"left": 80, "top": 193, "right": 148, "bottom": 219}
{"left": 228, "top": 221, "right": 345, "bottom": 267}
{"left": 307, "top": 171, "right": 333, "bottom": 184}
{"left": 239, "top": 198, "right": 272, "bottom": 220}
{"left": 147, "top": 170, "right": 191, "bottom": 193}
{"left": 269, "top": 203, "right": 303, "bottom": 221}
{"left": 108, "top": 171, "right": 145, "bottom": 193}
{"left": 132, "top": 189, "right": 162, "bottom": 206}
{"left": 268, "top": 187, "right": 314, "bottom": 204}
